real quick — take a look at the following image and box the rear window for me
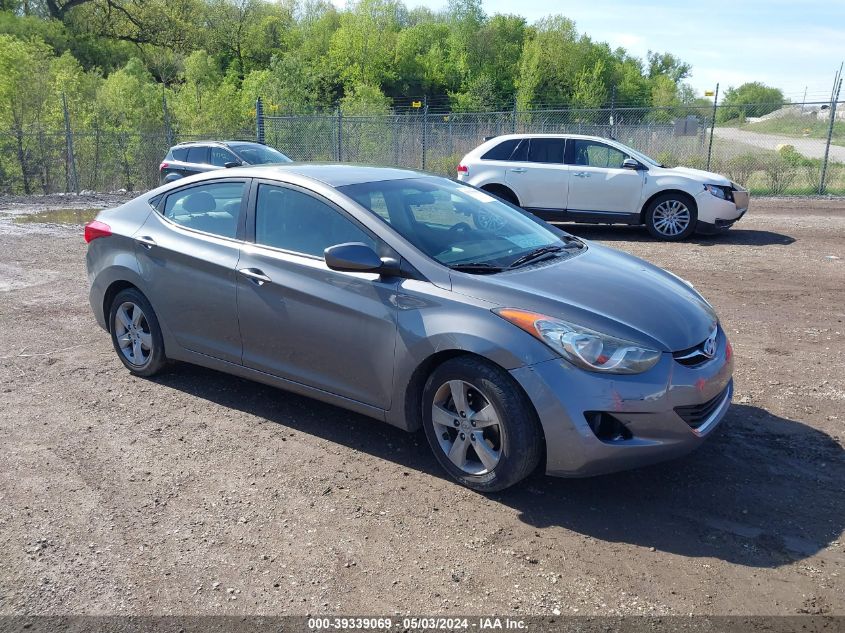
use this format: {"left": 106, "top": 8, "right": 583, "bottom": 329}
{"left": 170, "top": 147, "right": 188, "bottom": 161}
{"left": 186, "top": 146, "right": 208, "bottom": 164}
{"left": 481, "top": 139, "right": 520, "bottom": 161}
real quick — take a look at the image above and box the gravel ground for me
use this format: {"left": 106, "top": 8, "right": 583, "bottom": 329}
{"left": 0, "top": 194, "right": 843, "bottom": 617}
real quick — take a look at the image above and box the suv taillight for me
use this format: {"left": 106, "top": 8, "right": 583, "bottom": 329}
{"left": 159, "top": 161, "right": 169, "bottom": 171}
{"left": 457, "top": 164, "right": 468, "bottom": 175}
{"left": 84, "top": 221, "right": 112, "bottom": 243}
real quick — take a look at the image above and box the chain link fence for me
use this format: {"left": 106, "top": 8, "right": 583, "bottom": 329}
{"left": 1, "top": 99, "right": 843, "bottom": 196}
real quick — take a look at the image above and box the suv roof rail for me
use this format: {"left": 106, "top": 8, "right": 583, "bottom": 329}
{"left": 172, "top": 139, "right": 265, "bottom": 147}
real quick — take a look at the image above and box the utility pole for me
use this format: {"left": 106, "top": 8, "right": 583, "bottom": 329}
{"left": 706, "top": 83, "right": 719, "bottom": 172}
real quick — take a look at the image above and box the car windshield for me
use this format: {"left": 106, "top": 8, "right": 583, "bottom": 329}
{"left": 338, "top": 177, "right": 582, "bottom": 271}
{"left": 230, "top": 143, "right": 292, "bottom": 165}
{"left": 612, "top": 141, "right": 662, "bottom": 167}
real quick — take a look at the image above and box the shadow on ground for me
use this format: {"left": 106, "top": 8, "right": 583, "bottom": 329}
{"left": 557, "top": 223, "right": 796, "bottom": 247}
{"left": 152, "top": 365, "right": 842, "bottom": 569}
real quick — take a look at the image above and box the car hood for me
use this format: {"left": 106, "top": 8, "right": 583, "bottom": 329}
{"left": 450, "top": 242, "right": 718, "bottom": 352}
{"left": 660, "top": 166, "right": 732, "bottom": 186}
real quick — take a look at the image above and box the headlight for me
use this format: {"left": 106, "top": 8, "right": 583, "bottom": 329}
{"left": 704, "top": 184, "right": 731, "bottom": 200}
{"left": 494, "top": 308, "right": 661, "bottom": 374}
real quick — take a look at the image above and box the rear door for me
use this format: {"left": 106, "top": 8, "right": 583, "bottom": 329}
{"left": 184, "top": 145, "right": 214, "bottom": 176}
{"left": 564, "top": 139, "right": 645, "bottom": 217}
{"left": 504, "top": 138, "right": 569, "bottom": 211}
{"left": 135, "top": 178, "right": 248, "bottom": 363}
{"left": 236, "top": 180, "right": 398, "bottom": 409}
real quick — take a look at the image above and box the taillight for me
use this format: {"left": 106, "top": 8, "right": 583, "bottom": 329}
{"left": 457, "top": 164, "right": 468, "bottom": 175}
{"left": 160, "top": 161, "right": 169, "bottom": 171}
{"left": 84, "top": 220, "right": 112, "bottom": 243}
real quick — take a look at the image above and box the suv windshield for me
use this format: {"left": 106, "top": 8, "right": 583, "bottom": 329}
{"left": 612, "top": 141, "right": 661, "bottom": 167}
{"left": 338, "top": 177, "right": 582, "bottom": 271}
{"left": 229, "top": 143, "right": 292, "bottom": 165}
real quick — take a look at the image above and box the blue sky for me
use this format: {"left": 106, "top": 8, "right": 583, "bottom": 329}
{"left": 335, "top": 0, "right": 845, "bottom": 101}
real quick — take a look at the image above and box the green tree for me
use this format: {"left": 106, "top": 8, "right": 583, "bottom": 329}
{"left": 717, "top": 81, "right": 785, "bottom": 122}
{"left": 0, "top": 34, "right": 55, "bottom": 192}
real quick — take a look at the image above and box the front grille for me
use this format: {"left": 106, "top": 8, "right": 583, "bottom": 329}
{"left": 674, "top": 386, "right": 729, "bottom": 429}
{"left": 673, "top": 326, "right": 719, "bottom": 367}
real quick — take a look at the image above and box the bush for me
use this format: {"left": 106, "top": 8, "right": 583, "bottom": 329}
{"left": 725, "top": 153, "right": 760, "bottom": 187}
{"left": 425, "top": 152, "right": 464, "bottom": 177}
{"left": 762, "top": 154, "right": 797, "bottom": 195}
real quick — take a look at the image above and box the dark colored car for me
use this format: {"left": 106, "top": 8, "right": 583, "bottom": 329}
{"left": 159, "top": 141, "right": 292, "bottom": 184}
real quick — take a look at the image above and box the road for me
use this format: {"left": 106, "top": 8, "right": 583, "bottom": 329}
{"left": 712, "top": 126, "right": 845, "bottom": 161}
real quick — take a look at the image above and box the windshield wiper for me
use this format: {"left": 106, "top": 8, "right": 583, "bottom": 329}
{"left": 448, "top": 262, "right": 505, "bottom": 274}
{"left": 508, "top": 245, "right": 569, "bottom": 269}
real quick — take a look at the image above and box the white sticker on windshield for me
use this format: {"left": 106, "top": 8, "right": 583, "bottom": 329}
{"left": 509, "top": 233, "right": 549, "bottom": 249}
{"left": 463, "top": 189, "right": 497, "bottom": 203}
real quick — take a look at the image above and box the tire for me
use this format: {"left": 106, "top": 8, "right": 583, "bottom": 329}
{"left": 108, "top": 288, "right": 167, "bottom": 377}
{"left": 421, "top": 356, "right": 543, "bottom": 492}
{"left": 482, "top": 185, "right": 519, "bottom": 206}
{"left": 644, "top": 193, "right": 697, "bottom": 241}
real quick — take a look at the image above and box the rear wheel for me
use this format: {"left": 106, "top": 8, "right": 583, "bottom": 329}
{"left": 645, "top": 193, "right": 697, "bottom": 241}
{"left": 422, "top": 356, "right": 543, "bottom": 492}
{"left": 109, "top": 288, "right": 167, "bottom": 377}
{"left": 481, "top": 184, "right": 519, "bottom": 206}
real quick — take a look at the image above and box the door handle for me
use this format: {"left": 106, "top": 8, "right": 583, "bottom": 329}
{"left": 509, "top": 168, "right": 527, "bottom": 174}
{"left": 135, "top": 235, "right": 157, "bottom": 249}
{"left": 572, "top": 172, "right": 590, "bottom": 178}
{"left": 238, "top": 267, "right": 272, "bottom": 286}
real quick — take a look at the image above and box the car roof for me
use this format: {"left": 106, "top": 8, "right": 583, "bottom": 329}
{"left": 172, "top": 140, "right": 261, "bottom": 148}
{"left": 202, "top": 163, "right": 431, "bottom": 187}
{"left": 484, "top": 133, "right": 611, "bottom": 142}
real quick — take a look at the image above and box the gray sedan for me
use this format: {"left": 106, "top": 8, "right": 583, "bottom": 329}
{"left": 85, "top": 164, "right": 733, "bottom": 491}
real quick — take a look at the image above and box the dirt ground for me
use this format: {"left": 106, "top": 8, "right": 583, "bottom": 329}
{"left": 0, "top": 194, "right": 843, "bottom": 617}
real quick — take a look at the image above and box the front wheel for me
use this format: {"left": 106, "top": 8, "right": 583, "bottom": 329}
{"left": 422, "top": 356, "right": 543, "bottom": 492}
{"left": 645, "top": 194, "right": 697, "bottom": 241}
{"left": 109, "top": 288, "right": 167, "bottom": 377}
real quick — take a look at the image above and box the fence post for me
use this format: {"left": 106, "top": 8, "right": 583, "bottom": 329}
{"left": 819, "top": 76, "right": 843, "bottom": 195}
{"left": 609, "top": 85, "right": 616, "bottom": 139}
{"left": 255, "top": 97, "right": 265, "bottom": 144}
{"left": 162, "top": 89, "right": 175, "bottom": 147}
{"left": 336, "top": 105, "right": 343, "bottom": 162}
{"left": 62, "top": 93, "right": 79, "bottom": 194}
{"left": 422, "top": 101, "right": 429, "bottom": 170}
{"left": 512, "top": 96, "right": 517, "bottom": 134}
{"left": 706, "top": 83, "right": 719, "bottom": 172}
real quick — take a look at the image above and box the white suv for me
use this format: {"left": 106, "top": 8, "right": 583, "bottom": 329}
{"left": 456, "top": 134, "right": 749, "bottom": 241}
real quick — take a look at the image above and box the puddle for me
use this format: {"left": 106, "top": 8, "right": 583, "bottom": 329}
{"left": 12, "top": 208, "right": 101, "bottom": 225}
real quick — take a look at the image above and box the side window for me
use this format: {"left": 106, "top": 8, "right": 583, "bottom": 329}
{"left": 255, "top": 184, "right": 376, "bottom": 258}
{"left": 171, "top": 147, "right": 188, "bottom": 161}
{"left": 509, "top": 138, "right": 529, "bottom": 162}
{"left": 210, "top": 146, "right": 237, "bottom": 167}
{"left": 481, "top": 139, "right": 520, "bottom": 161}
{"left": 527, "top": 138, "right": 566, "bottom": 164}
{"left": 186, "top": 146, "right": 208, "bottom": 164}
{"left": 572, "top": 140, "right": 627, "bottom": 169}
{"left": 162, "top": 181, "right": 245, "bottom": 239}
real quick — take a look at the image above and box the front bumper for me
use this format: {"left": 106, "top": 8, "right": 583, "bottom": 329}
{"left": 511, "top": 329, "right": 734, "bottom": 477}
{"left": 694, "top": 187, "right": 749, "bottom": 233}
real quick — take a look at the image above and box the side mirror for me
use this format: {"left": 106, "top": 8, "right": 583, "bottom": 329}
{"left": 622, "top": 158, "right": 642, "bottom": 170}
{"left": 325, "top": 242, "right": 387, "bottom": 273}
{"left": 224, "top": 161, "right": 242, "bottom": 169}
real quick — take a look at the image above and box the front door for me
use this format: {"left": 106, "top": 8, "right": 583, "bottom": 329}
{"left": 505, "top": 137, "right": 569, "bottom": 211}
{"left": 135, "top": 178, "right": 248, "bottom": 363}
{"left": 565, "top": 139, "right": 645, "bottom": 216}
{"left": 236, "top": 181, "right": 398, "bottom": 409}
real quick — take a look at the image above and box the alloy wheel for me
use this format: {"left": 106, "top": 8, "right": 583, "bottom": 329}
{"left": 652, "top": 199, "right": 691, "bottom": 237}
{"left": 431, "top": 379, "right": 503, "bottom": 475}
{"left": 114, "top": 301, "right": 153, "bottom": 367}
